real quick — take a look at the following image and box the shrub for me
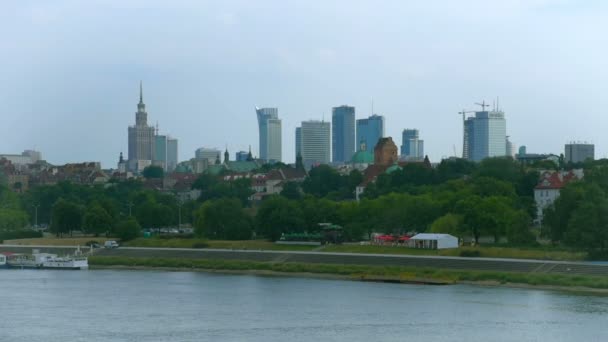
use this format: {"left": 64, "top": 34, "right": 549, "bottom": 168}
{"left": 0, "top": 229, "right": 43, "bottom": 243}
{"left": 459, "top": 250, "right": 481, "bottom": 257}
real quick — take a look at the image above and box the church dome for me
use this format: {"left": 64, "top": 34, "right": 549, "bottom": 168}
{"left": 351, "top": 150, "right": 374, "bottom": 164}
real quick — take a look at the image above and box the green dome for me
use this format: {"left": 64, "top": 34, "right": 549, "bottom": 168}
{"left": 351, "top": 150, "right": 374, "bottom": 164}
{"left": 385, "top": 164, "right": 402, "bottom": 174}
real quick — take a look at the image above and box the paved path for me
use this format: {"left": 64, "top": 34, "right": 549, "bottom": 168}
{"left": 2, "top": 244, "right": 606, "bottom": 277}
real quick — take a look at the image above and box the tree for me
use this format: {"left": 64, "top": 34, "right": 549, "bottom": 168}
{"left": 50, "top": 198, "right": 83, "bottom": 237}
{"left": 83, "top": 204, "right": 113, "bottom": 236}
{"left": 115, "top": 218, "right": 141, "bottom": 241}
{"left": 142, "top": 165, "right": 164, "bottom": 179}
{"left": 136, "top": 200, "right": 173, "bottom": 232}
{"left": 194, "top": 198, "right": 252, "bottom": 240}
{"left": 255, "top": 196, "right": 305, "bottom": 241}
{"left": 430, "top": 213, "right": 462, "bottom": 235}
{"left": 280, "top": 181, "right": 302, "bottom": 200}
{"left": 301, "top": 165, "right": 345, "bottom": 197}
{"left": 0, "top": 209, "right": 29, "bottom": 232}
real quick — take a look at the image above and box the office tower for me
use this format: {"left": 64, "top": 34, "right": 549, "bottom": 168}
{"left": 128, "top": 82, "right": 156, "bottom": 171}
{"left": 298, "top": 120, "right": 331, "bottom": 169}
{"left": 235, "top": 151, "right": 249, "bottom": 162}
{"left": 195, "top": 148, "right": 221, "bottom": 165}
{"left": 506, "top": 136, "right": 515, "bottom": 158}
{"left": 565, "top": 143, "right": 594, "bottom": 163}
{"left": 167, "top": 138, "right": 178, "bottom": 172}
{"left": 155, "top": 135, "right": 168, "bottom": 170}
{"left": 332, "top": 105, "right": 355, "bottom": 163}
{"left": 463, "top": 110, "right": 507, "bottom": 162}
{"left": 400, "top": 129, "right": 424, "bottom": 161}
{"left": 255, "top": 107, "right": 282, "bottom": 163}
{"left": 356, "top": 114, "right": 385, "bottom": 152}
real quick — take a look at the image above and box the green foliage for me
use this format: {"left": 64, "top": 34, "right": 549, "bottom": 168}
{"left": 115, "top": 218, "right": 141, "bottom": 241}
{"left": 136, "top": 200, "right": 172, "bottom": 231}
{"left": 0, "top": 229, "right": 42, "bottom": 243}
{"left": 0, "top": 209, "right": 29, "bottom": 232}
{"left": 50, "top": 198, "right": 83, "bottom": 237}
{"left": 255, "top": 196, "right": 305, "bottom": 240}
{"left": 142, "top": 165, "right": 164, "bottom": 179}
{"left": 430, "top": 213, "right": 462, "bottom": 235}
{"left": 192, "top": 174, "right": 253, "bottom": 205}
{"left": 280, "top": 181, "right": 302, "bottom": 200}
{"left": 83, "top": 204, "right": 113, "bottom": 236}
{"left": 194, "top": 198, "right": 252, "bottom": 240}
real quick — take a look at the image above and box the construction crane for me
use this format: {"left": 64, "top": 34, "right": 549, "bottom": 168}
{"left": 474, "top": 100, "right": 490, "bottom": 112}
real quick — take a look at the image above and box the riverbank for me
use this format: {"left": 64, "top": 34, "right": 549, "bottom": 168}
{"left": 89, "top": 256, "right": 608, "bottom": 294}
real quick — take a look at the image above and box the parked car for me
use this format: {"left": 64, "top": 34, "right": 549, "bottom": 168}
{"left": 104, "top": 240, "right": 119, "bottom": 249}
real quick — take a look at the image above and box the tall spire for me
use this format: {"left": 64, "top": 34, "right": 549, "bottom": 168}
{"left": 139, "top": 80, "right": 143, "bottom": 104}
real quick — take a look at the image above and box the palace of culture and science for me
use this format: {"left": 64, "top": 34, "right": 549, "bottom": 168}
{"left": 126, "top": 82, "right": 178, "bottom": 172}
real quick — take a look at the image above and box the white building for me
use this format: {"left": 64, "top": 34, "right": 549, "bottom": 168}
{"left": 534, "top": 169, "right": 583, "bottom": 223}
{"left": 465, "top": 110, "right": 507, "bottom": 162}
{"left": 297, "top": 120, "right": 331, "bottom": 169}
{"left": 195, "top": 148, "right": 221, "bottom": 165}
{"left": 410, "top": 233, "right": 459, "bottom": 249}
{"left": 256, "top": 107, "right": 282, "bottom": 163}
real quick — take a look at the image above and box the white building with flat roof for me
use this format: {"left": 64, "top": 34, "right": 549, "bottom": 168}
{"left": 297, "top": 120, "right": 331, "bottom": 169}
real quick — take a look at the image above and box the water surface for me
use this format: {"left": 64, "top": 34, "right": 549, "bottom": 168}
{"left": 0, "top": 269, "right": 606, "bottom": 341}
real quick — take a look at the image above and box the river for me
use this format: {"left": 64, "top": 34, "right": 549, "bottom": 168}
{"left": 0, "top": 269, "right": 606, "bottom": 341}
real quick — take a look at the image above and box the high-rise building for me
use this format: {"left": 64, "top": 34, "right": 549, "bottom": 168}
{"left": 506, "top": 136, "right": 515, "bottom": 158}
{"left": 235, "top": 151, "right": 249, "bottom": 162}
{"left": 400, "top": 129, "right": 424, "bottom": 161}
{"left": 298, "top": 120, "right": 330, "bottom": 169}
{"left": 356, "top": 114, "right": 385, "bottom": 152}
{"left": 155, "top": 135, "right": 168, "bottom": 170}
{"left": 256, "top": 107, "right": 282, "bottom": 163}
{"left": 332, "top": 105, "right": 355, "bottom": 163}
{"left": 195, "top": 148, "right": 221, "bottom": 165}
{"left": 128, "top": 82, "right": 156, "bottom": 171}
{"left": 464, "top": 110, "right": 507, "bottom": 162}
{"left": 167, "top": 138, "right": 178, "bottom": 172}
{"left": 565, "top": 143, "right": 594, "bottom": 163}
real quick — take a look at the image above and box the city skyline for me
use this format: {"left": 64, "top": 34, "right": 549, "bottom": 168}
{"left": 2, "top": 1, "right": 608, "bottom": 167}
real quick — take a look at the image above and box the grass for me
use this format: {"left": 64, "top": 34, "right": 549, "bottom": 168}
{"left": 124, "top": 238, "right": 318, "bottom": 251}
{"left": 2, "top": 237, "right": 116, "bottom": 246}
{"left": 323, "top": 244, "right": 587, "bottom": 261}
{"left": 89, "top": 256, "right": 608, "bottom": 290}
{"left": 6, "top": 236, "right": 587, "bottom": 261}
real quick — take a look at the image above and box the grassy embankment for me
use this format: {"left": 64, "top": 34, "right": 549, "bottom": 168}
{"left": 4, "top": 237, "right": 587, "bottom": 261}
{"left": 89, "top": 256, "right": 608, "bottom": 290}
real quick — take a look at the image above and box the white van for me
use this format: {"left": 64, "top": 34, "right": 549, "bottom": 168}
{"left": 104, "top": 240, "right": 119, "bottom": 249}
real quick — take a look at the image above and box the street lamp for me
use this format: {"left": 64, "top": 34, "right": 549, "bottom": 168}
{"left": 33, "top": 204, "right": 40, "bottom": 228}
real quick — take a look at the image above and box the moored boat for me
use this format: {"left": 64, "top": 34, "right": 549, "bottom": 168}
{"left": 5, "top": 248, "right": 89, "bottom": 270}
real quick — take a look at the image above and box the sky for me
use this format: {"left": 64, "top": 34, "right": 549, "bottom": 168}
{"left": 1, "top": 0, "right": 608, "bottom": 168}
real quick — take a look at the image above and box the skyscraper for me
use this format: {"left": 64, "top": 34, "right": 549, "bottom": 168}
{"left": 167, "top": 138, "right": 178, "bottom": 172}
{"left": 464, "top": 110, "right": 507, "bottom": 162}
{"left": 356, "top": 114, "right": 385, "bottom": 152}
{"left": 565, "top": 143, "right": 594, "bottom": 163}
{"left": 155, "top": 134, "right": 168, "bottom": 170}
{"left": 298, "top": 120, "right": 331, "bottom": 169}
{"left": 128, "top": 82, "right": 156, "bottom": 171}
{"left": 256, "top": 107, "right": 282, "bottom": 163}
{"left": 400, "top": 129, "right": 424, "bottom": 161}
{"left": 332, "top": 105, "right": 355, "bottom": 163}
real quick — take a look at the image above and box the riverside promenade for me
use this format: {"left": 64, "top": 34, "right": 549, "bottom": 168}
{"left": 2, "top": 244, "right": 607, "bottom": 277}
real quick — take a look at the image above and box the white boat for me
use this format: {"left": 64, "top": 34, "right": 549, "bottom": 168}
{"left": 42, "top": 256, "right": 88, "bottom": 270}
{"left": 6, "top": 248, "right": 89, "bottom": 270}
{"left": 0, "top": 253, "right": 7, "bottom": 268}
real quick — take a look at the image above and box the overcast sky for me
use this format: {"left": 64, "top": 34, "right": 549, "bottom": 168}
{"left": 2, "top": 0, "right": 608, "bottom": 168}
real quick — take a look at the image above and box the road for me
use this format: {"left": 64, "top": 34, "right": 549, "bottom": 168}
{"left": 1, "top": 244, "right": 607, "bottom": 277}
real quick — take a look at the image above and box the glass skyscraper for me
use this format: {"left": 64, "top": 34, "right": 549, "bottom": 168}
{"left": 332, "top": 105, "right": 355, "bottom": 163}
{"left": 400, "top": 129, "right": 424, "bottom": 161}
{"left": 465, "top": 111, "right": 507, "bottom": 162}
{"left": 256, "top": 107, "right": 282, "bottom": 163}
{"left": 356, "top": 114, "right": 385, "bottom": 152}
